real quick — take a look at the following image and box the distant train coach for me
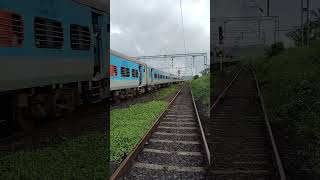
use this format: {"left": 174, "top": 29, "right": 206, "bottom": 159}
{"left": 110, "top": 50, "right": 182, "bottom": 101}
{"left": 0, "top": 0, "right": 109, "bottom": 131}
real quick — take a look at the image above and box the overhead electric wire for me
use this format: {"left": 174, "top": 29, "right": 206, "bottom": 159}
{"left": 179, "top": 0, "right": 190, "bottom": 75}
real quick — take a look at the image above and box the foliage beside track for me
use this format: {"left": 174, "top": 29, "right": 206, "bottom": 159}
{"left": 253, "top": 41, "right": 320, "bottom": 175}
{"left": 0, "top": 133, "right": 107, "bottom": 179}
{"left": 154, "top": 84, "right": 179, "bottom": 100}
{"left": 190, "top": 74, "right": 210, "bottom": 110}
{"left": 110, "top": 101, "right": 167, "bottom": 162}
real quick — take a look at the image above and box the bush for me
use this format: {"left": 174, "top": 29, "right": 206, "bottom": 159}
{"left": 264, "top": 42, "right": 285, "bottom": 58}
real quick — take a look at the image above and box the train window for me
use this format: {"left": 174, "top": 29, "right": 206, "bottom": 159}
{"left": 121, "top": 67, "right": 130, "bottom": 77}
{"left": 70, "top": 24, "right": 90, "bottom": 50}
{"left": 154, "top": 74, "right": 157, "bottom": 79}
{"left": 107, "top": 24, "right": 110, "bottom": 33}
{"left": 110, "top": 65, "right": 117, "bottom": 76}
{"left": 0, "top": 11, "right": 24, "bottom": 47}
{"left": 132, "top": 69, "right": 138, "bottom": 78}
{"left": 34, "top": 17, "right": 63, "bottom": 49}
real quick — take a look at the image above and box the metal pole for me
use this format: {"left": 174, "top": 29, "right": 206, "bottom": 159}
{"left": 274, "top": 18, "right": 277, "bottom": 43}
{"left": 171, "top": 57, "right": 174, "bottom": 68}
{"left": 192, "top": 56, "right": 195, "bottom": 68}
{"left": 219, "top": 44, "right": 223, "bottom": 71}
{"left": 277, "top": 17, "right": 280, "bottom": 42}
{"left": 307, "top": 0, "right": 310, "bottom": 47}
{"left": 258, "top": 17, "right": 261, "bottom": 40}
{"left": 301, "top": 0, "right": 304, "bottom": 47}
{"left": 267, "top": 0, "right": 270, "bottom": 16}
{"left": 203, "top": 56, "right": 205, "bottom": 72}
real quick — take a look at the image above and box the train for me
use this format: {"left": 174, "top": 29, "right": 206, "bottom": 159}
{"left": 110, "top": 50, "right": 182, "bottom": 101}
{"left": 0, "top": 0, "right": 182, "bottom": 133}
{"left": 0, "top": 0, "right": 109, "bottom": 132}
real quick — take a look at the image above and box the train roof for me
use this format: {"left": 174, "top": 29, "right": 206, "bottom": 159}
{"left": 110, "top": 49, "right": 147, "bottom": 66}
{"left": 72, "top": 0, "right": 109, "bottom": 13}
{"left": 110, "top": 49, "right": 181, "bottom": 78}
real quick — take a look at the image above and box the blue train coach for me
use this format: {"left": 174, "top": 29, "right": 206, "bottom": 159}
{"left": 110, "top": 49, "right": 182, "bottom": 101}
{"left": 0, "top": 0, "right": 109, "bottom": 131}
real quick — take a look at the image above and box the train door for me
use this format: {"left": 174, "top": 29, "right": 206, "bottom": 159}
{"left": 92, "top": 12, "right": 104, "bottom": 76}
{"left": 151, "top": 68, "right": 154, "bottom": 83}
{"left": 139, "top": 65, "right": 143, "bottom": 86}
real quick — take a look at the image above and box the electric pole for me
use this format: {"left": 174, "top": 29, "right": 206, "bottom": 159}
{"left": 267, "top": 0, "right": 270, "bottom": 16}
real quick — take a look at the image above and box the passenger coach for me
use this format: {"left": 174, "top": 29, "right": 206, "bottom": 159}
{"left": 110, "top": 49, "right": 182, "bottom": 101}
{"left": 0, "top": 0, "right": 109, "bottom": 131}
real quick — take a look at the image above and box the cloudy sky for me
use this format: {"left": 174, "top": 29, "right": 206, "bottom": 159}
{"left": 111, "top": 0, "right": 210, "bottom": 76}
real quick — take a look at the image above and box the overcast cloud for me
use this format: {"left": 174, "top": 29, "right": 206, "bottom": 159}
{"left": 111, "top": 0, "right": 210, "bottom": 76}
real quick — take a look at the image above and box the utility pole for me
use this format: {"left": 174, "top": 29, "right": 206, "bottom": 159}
{"left": 171, "top": 57, "right": 174, "bottom": 68}
{"left": 192, "top": 56, "right": 195, "bottom": 68}
{"left": 218, "top": 26, "right": 224, "bottom": 71}
{"left": 258, "top": 16, "right": 261, "bottom": 40}
{"left": 307, "top": 0, "right": 310, "bottom": 48}
{"left": 301, "top": 0, "right": 304, "bottom": 47}
{"left": 301, "top": 0, "right": 310, "bottom": 47}
{"left": 267, "top": 0, "right": 270, "bottom": 16}
{"left": 203, "top": 56, "right": 206, "bottom": 74}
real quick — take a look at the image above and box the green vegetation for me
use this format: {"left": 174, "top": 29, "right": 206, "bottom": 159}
{"left": 254, "top": 41, "right": 320, "bottom": 138}
{"left": 110, "top": 101, "right": 167, "bottom": 162}
{"left": 0, "top": 133, "right": 107, "bottom": 180}
{"left": 190, "top": 74, "right": 210, "bottom": 110}
{"left": 253, "top": 40, "right": 320, "bottom": 175}
{"left": 264, "top": 42, "right": 285, "bottom": 58}
{"left": 154, "top": 84, "right": 179, "bottom": 100}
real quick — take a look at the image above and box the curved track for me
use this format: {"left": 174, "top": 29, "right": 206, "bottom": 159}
{"left": 111, "top": 84, "right": 210, "bottom": 180}
{"left": 208, "top": 67, "right": 286, "bottom": 180}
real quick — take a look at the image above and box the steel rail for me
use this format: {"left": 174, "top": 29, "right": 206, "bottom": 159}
{"left": 251, "top": 67, "right": 286, "bottom": 180}
{"left": 189, "top": 84, "right": 211, "bottom": 166}
{"left": 109, "top": 84, "right": 185, "bottom": 180}
{"left": 209, "top": 68, "right": 243, "bottom": 112}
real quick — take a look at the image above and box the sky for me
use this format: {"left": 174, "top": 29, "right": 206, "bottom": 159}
{"left": 212, "top": 0, "right": 320, "bottom": 47}
{"left": 110, "top": 0, "right": 210, "bottom": 76}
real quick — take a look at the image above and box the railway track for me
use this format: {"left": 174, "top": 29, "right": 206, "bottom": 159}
{"left": 110, "top": 84, "right": 210, "bottom": 180}
{"left": 208, "top": 66, "right": 286, "bottom": 180}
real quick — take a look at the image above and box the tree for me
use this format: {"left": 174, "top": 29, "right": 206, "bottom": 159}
{"left": 286, "top": 8, "right": 320, "bottom": 46}
{"left": 265, "top": 42, "right": 285, "bottom": 58}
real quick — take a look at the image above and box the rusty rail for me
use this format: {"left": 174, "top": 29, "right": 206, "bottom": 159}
{"left": 189, "top": 84, "right": 211, "bottom": 166}
{"left": 210, "top": 68, "right": 243, "bottom": 112}
{"left": 251, "top": 67, "right": 286, "bottom": 180}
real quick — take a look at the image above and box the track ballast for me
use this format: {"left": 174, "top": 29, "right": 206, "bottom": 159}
{"left": 111, "top": 84, "right": 209, "bottom": 180}
{"left": 208, "top": 67, "right": 286, "bottom": 180}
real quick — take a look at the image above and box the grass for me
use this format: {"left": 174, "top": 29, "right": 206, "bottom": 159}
{"left": 154, "top": 84, "right": 179, "bottom": 100}
{"left": 110, "top": 101, "right": 167, "bottom": 162}
{"left": 190, "top": 75, "right": 210, "bottom": 110}
{"left": 253, "top": 40, "right": 320, "bottom": 176}
{"left": 0, "top": 133, "right": 108, "bottom": 180}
